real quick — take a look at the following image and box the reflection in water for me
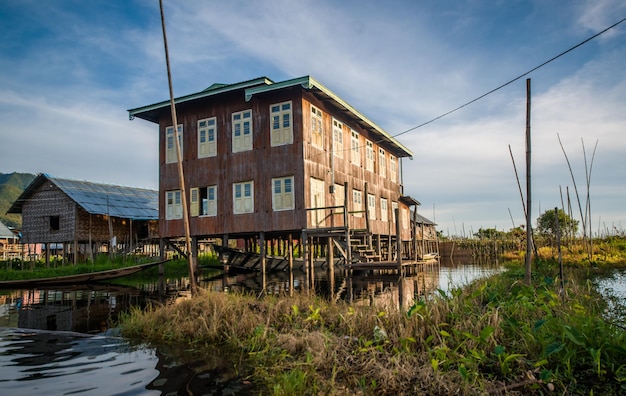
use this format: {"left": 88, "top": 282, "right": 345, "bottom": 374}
{"left": 0, "top": 328, "right": 159, "bottom": 395}
{"left": 0, "top": 328, "right": 258, "bottom": 395}
{"left": 0, "top": 259, "right": 501, "bottom": 394}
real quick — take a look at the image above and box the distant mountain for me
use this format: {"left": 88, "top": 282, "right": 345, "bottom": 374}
{"left": 0, "top": 172, "right": 36, "bottom": 229}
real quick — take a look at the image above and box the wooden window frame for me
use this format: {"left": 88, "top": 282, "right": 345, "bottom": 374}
{"left": 332, "top": 118, "right": 343, "bottom": 158}
{"left": 165, "top": 125, "right": 183, "bottom": 164}
{"left": 198, "top": 117, "right": 217, "bottom": 158}
{"left": 232, "top": 109, "right": 253, "bottom": 153}
{"left": 270, "top": 101, "right": 293, "bottom": 146}
{"left": 165, "top": 190, "right": 182, "bottom": 220}
{"left": 233, "top": 181, "right": 254, "bottom": 214}
{"left": 310, "top": 105, "right": 323, "bottom": 148}
{"left": 272, "top": 176, "right": 294, "bottom": 211}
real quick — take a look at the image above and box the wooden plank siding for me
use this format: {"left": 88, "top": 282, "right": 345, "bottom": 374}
{"left": 133, "top": 76, "right": 413, "bottom": 242}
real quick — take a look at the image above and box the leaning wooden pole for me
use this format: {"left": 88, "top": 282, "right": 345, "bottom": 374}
{"left": 159, "top": 0, "right": 196, "bottom": 294}
{"left": 524, "top": 78, "right": 532, "bottom": 286}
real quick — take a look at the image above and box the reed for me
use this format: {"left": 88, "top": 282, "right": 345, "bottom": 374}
{"left": 120, "top": 262, "right": 626, "bottom": 395}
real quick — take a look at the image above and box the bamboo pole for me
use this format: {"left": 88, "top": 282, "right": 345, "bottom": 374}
{"left": 525, "top": 78, "right": 532, "bottom": 286}
{"left": 159, "top": 0, "right": 196, "bottom": 294}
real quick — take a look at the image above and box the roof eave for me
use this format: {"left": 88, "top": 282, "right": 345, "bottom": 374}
{"left": 128, "top": 77, "right": 274, "bottom": 123}
{"left": 245, "top": 76, "right": 413, "bottom": 158}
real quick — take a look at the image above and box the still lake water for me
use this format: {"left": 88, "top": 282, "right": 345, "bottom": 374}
{"left": 0, "top": 260, "right": 502, "bottom": 395}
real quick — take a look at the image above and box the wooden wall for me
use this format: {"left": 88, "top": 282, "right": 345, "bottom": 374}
{"left": 157, "top": 85, "right": 412, "bottom": 240}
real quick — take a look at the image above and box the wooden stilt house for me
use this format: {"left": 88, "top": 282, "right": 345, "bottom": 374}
{"left": 7, "top": 174, "right": 159, "bottom": 264}
{"left": 128, "top": 76, "right": 429, "bottom": 270}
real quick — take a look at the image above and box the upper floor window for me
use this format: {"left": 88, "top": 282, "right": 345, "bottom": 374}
{"left": 367, "top": 193, "right": 376, "bottom": 220}
{"left": 380, "top": 198, "right": 388, "bottom": 222}
{"left": 379, "top": 148, "right": 386, "bottom": 177}
{"left": 232, "top": 110, "right": 252, "bottom": 152}
{"left": 190, "top": 185, "right": 217, "bottom": 217}
{"left": 390, "top": 155, "right": 397, "bottom": 182}
{"left": 311, "top": 105, "right": 323, "bottom": 148}
{"left": 272, "top": 176, "right": 294, "bottom": 211}
{"left": 365, "top": 140, "right": 374, "bottom": 172}
{"left": 166, "top": 125, "right": 183, "bottom": 164}
{"left": 165, "top": 190, "right": 182, "bottom": 220}
{"left": 351, "top": 130, "right": 360, "bottom": 166}
{"left": 332, "top": 118, "right": 343, "bottom": 158}
{"left": 352, "top": 189, "right": 363, "bottom": 217}
{"left": 198, "top": 117, "right": 217, "bottom": 158}
{"left": 271, "top": 101, "right": 293, "bottom": 146}
{"left": 233, "top": 181, "right": 254, "bottom": 214}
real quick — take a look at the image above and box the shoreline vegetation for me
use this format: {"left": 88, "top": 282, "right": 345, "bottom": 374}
{"left": 118, "top": 243, "right": 626, "bottom": 395}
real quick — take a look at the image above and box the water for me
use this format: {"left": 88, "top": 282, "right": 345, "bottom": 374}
{"left": 594, "top": 269, "right": 626, "bottom": 323}
{"left": 0, "top": 260, "right": 500, "bottom": 395}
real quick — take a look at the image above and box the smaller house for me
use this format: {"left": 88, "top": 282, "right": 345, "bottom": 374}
{"left": 7, "top": 174, "right": 159, "bottom": 264}
{"left": 0, "top": 221, "right": 21, "bottom": 261}
{"left": 411, "top": 211, "right": 439, "bottom": 259}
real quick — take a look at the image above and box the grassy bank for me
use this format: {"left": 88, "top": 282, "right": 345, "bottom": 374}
{"left": 119, "top": 261, "right": 626, "bottom": 395}
{"left": 0, "top": 255, "right": 201, "bottom": 282}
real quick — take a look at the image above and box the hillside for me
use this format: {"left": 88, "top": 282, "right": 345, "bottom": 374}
{"left": 0, "top": 172, "right": 36, "bottom": 229}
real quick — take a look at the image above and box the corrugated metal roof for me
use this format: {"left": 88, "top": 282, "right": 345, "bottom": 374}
{"left": 8, "top": 174, "right": 158, "bottom": 221}
{"left": 0, "top": 221, "right": 17, "bottom": 239}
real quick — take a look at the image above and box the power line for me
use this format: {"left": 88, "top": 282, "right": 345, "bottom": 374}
{"left": 392, "top": 15, "right": 626, "bottom": 139}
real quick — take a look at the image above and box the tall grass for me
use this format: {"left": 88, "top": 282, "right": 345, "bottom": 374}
{"left": 120, "top": 262, "right": 626, "bottom": 395}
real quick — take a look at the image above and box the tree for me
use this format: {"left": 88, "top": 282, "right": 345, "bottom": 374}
{"left": 474, "top": 228, "right": 504, "bottom": 239}
{"left": 536, "top": 209, "right": 578, "bottom": 241}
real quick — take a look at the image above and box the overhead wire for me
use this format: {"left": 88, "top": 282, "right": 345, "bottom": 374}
{"left": 391, "top": 15, "right": 626, "bottom": 139}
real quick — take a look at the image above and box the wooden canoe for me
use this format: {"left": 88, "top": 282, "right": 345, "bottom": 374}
{"left": 0, "top": 259, "right": 169, "bottom": 288}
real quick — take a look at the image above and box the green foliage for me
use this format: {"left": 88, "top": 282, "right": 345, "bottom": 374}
{"left": 0, "top": 172, "right": 36, "bottom": 228}
{"left": 537, "top": 208, "right": 579, "bottom": 240}
{"left": 474, "top": 227, "right": 505, "bottom": 239}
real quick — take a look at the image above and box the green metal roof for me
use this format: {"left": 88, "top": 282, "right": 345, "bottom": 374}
{"left": 128, "top": 75, "right": 412, "bottom": 158}
{"left": 128, "top": 77, "right": 273, "bottom": 123}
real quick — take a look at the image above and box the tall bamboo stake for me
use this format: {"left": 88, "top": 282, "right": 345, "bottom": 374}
{"left": 525, "top": 78, "right": 532, "bottom": 286}
{"left": 159, "top": 0, "right": 196, "bottom": 294}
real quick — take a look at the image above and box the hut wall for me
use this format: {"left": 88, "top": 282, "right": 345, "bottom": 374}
{"left": 20, "top": 183, "right": 77, "bottom": 244}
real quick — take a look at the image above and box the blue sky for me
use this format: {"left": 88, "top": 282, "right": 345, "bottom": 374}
{"left": 1, "top": 0, "right": 625, "bottom": 236}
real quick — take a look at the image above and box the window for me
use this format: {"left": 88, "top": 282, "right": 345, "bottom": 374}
{"left": 198, "top": 117, "right": 217, "bottom": 158}
{"left": 380, "top": 198, "right": 388, "bottom": 222}
{"left": 334, "top": 183, "right": 345, "bottom": 208}
{"left": 311, "top": 105, "right": 323, "bottom": 148}
{"left": 272, "top": 176, "right": 294, "bottom": 211}
{"left": 166, "top": 125, "right": 183, "bottom": 164}
{"left": 233, "top": 181, "right": 254, "bottom": 214}
{"left": 391, "top": 201, "right": 398, "bottom": 223}
{"left": 390, "top": 155, "right": 397, "bottom": 182}
{"left": 366, "top": 140, "right": 374, "bottom": 172}
{"left": 353, "top": 189, "right": 363, "bottom": 217}
{"left": 332, "top": 118, "right": 343, "bottom": 158}
{"left": 232, "top": 110, "right": 252, "bottom": 152}
{"left": 379, "top": 148, "right": 386, "bottom": 177}
{"left": 166, "top": 190, "right": 182, "bottom": 220}
{"left": 367, "top": 193, "right": 376, "bottom": 220}
{"left": 49, "top": 215, "right": 60, "bottom": 231}
{"left": 270, "top": 101, "right": 293, "bottom": 146}
{"left": 351, "top": 130, "right": 360, "bottom": 165}
{"left": 191, "top": 185, "right": 217, "bottom": 216}
{"left": 310, "top": 177, "right": 325, "bottom": 227}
